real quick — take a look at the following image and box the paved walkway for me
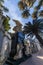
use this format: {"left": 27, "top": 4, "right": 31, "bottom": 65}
{"left": 20, "top": 48, "right": 43, "bottom": 65}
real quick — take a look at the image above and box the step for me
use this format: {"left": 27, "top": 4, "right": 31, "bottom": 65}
{"left": 4, "top": 54, "right": 32, "bottom": 65}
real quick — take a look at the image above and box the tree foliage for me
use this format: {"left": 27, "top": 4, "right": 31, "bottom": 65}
{"left": 0, "top": 0, "right": 10, "bottom": 31}
{"left": 0, "top": 0, "right": 9, "bottom": 13}
{"left": 3, "top": 16, "right": 11, "bottom": 31}
{"left": 24, "top": 19, "right": 43, "bottom": 34}
{"left": 23, "top": 19, "right": 43, "bottom": 45}
{"left": 18, "top": 0, "right": 43, "bottom": 45}
{"left": 18, "top": 0, "right": 43, "bottom": 18}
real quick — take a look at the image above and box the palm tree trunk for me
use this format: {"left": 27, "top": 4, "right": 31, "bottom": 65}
{"left": 35, "top": 33, "right": 43, "bottom": 46}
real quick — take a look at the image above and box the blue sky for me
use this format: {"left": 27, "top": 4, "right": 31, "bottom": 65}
{"left": 4, "top": 0, "right": 43, "bottom": 33}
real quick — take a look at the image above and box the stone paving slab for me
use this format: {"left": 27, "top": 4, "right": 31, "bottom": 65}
{"left": 20, "top": 48, "right": 43, "bottom": 65}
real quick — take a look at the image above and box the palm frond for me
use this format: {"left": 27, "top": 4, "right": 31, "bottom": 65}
{"left": 0, "top": 0, "right": 4, "bottom": 3}
{"left": 22, "top": 10, "right": 30, "bottom": 18}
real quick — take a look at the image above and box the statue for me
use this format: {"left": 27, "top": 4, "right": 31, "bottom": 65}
{"left": 0, "top": 15, "right": 11, "bottom": 62}
{"left": 11, "top": 19, "right": 26, "bottom": 60}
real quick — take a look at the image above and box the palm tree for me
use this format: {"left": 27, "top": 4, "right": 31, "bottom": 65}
{"left": 23, "top": 19, "right": 43, "bottom": 45}
{"left": 18, "top": 1, "right": 25, "bottom": 10}
{"left": 22, "top": 10, "right": 30, "bottom": 18}
{"left": 32, "top": 11, "right": 37, "bottom": 19}
{"left": 18, "top": 0, "right": 43, "bottom": 18}
{"left": 25, "top": 0, "right": 36, "bottom": 7}
{"left": 0, "top": 0, "right": 10, "bottom": 32}
{"left": 39, "top": 10, "right": 43, "bottom": 17}
{"left": 18, "top": 0, "right": 43, "bottom": 45}
{"left": 0, "top": 0, "right": 8, "bottom": 13}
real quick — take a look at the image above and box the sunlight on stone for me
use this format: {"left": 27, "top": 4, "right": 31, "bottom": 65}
{"left": 37, "top": 56, "right": 43, "bottom": 60}
{"left": 4, "top": 45, "right": 8, "bottom": 50}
